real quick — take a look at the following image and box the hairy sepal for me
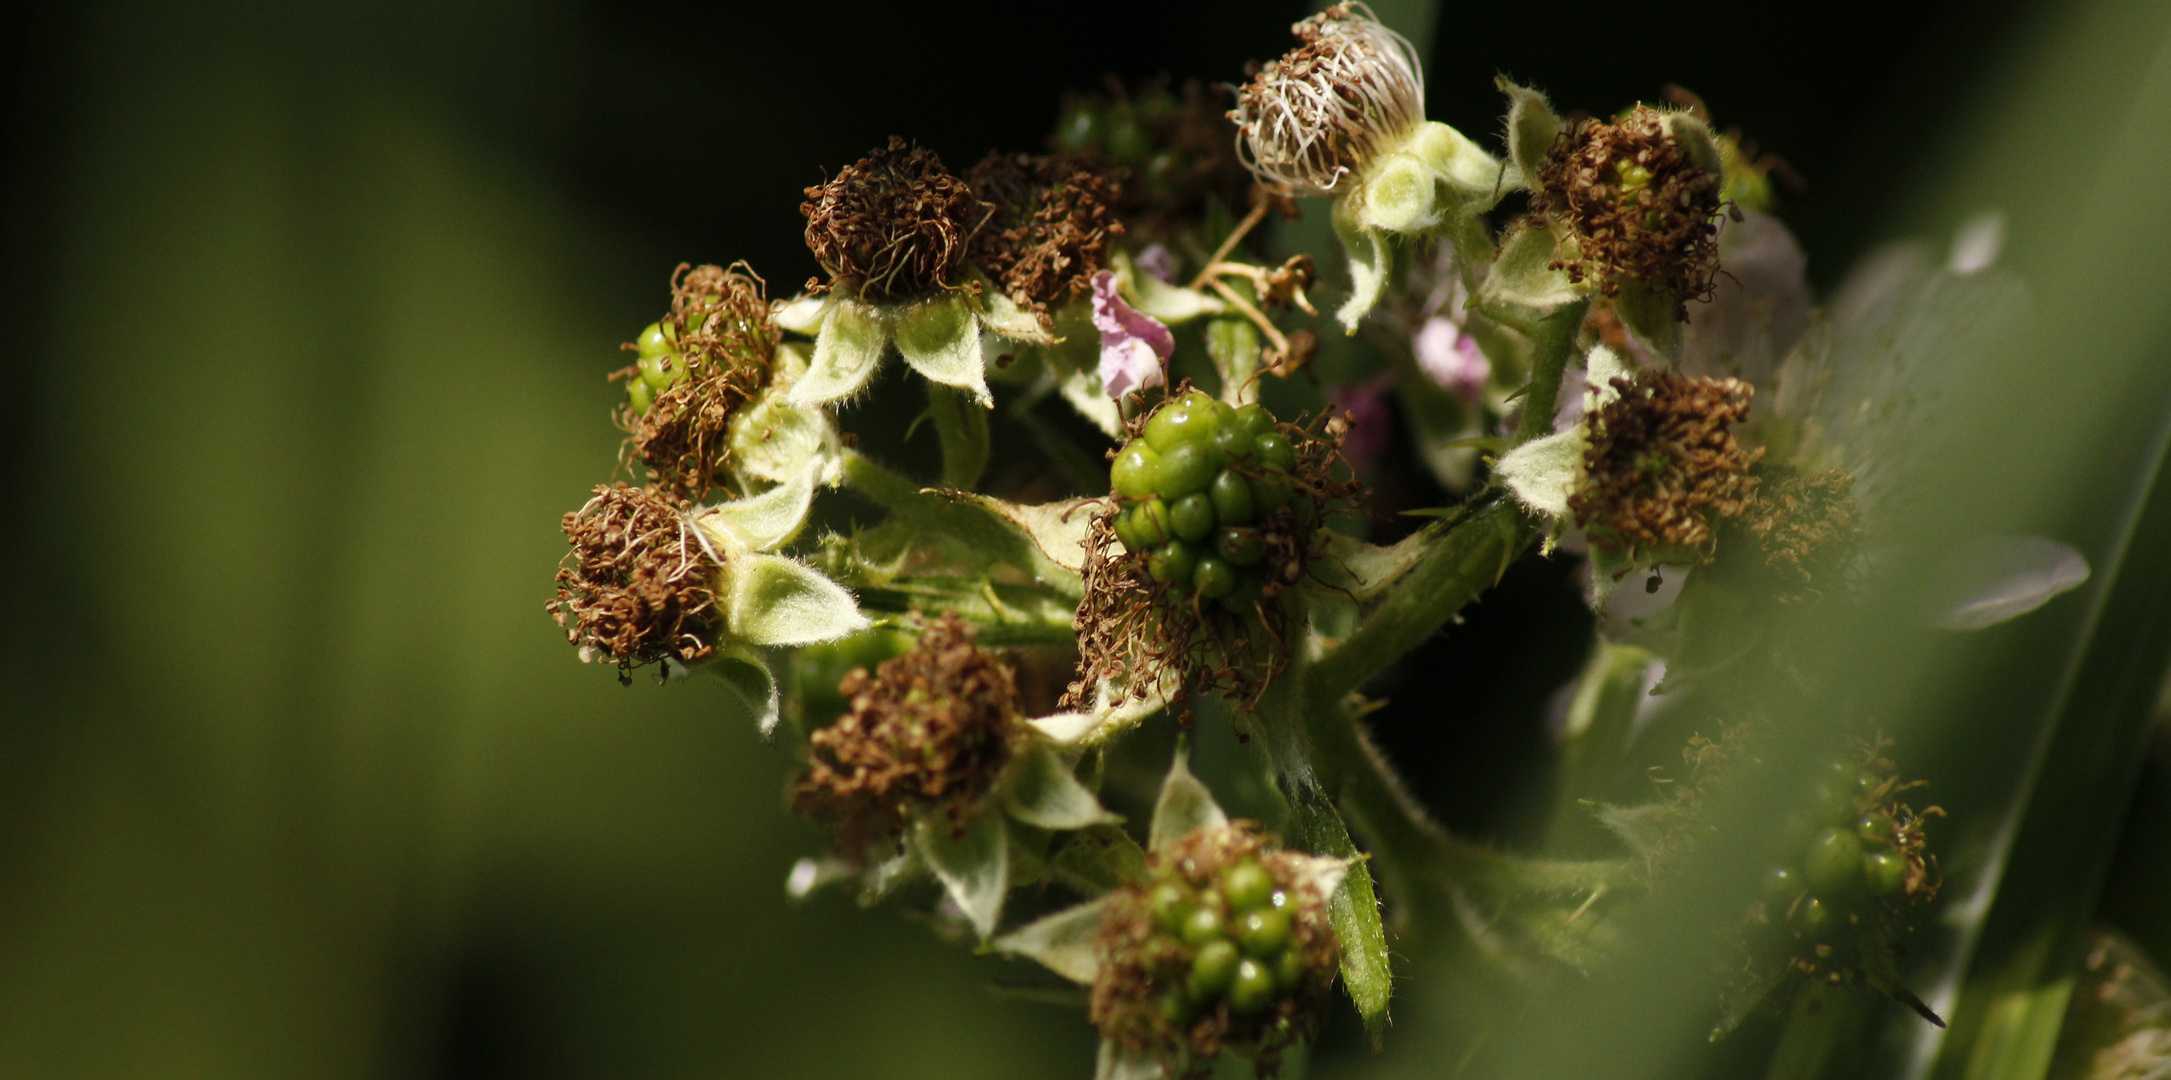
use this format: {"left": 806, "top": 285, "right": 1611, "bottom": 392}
{"left": 893, "top": 292, "right": 993, "bottom": 407}
{"left": 1496, "top": 428, "right": 1585, "bottom": 521}
{"left": 1148, "top": 745, "right": 1230, "bottom": 851}
{"left": 1498, "top": 77, "right": 1563, "bottom": 190}
{"left": 1334, "top": 198, "right": 1396, "bottom": 333}
{"left": 914, "top": 806, "right": 1009, "bottom": 939}
{"left": 1002, "top": 742, "right": 1122, "bottom": 830}
{"left": 725, "top": 553, "right": 869, "bottom": 647}
{"left": 791, "top": 297, "right": 887, "bottom": 407}
{"left": 710, "top": 645, "right": 782, "bottom": 736}
{"left": 1480, "top": 218, "right": 1585, "bottom": 314}
{"left": 993, "top": 895, "right": 1110, "bottom": 984}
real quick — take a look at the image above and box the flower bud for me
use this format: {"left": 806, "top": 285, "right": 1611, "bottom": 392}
{"left": 1231, "top": 4, "right": 1425, "bottom": 196}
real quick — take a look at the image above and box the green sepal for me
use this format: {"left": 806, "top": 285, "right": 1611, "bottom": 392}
{"left": 1479, "top": 218, "right": 1584, "bottom": 315}
{"left": 1096, "top": 1040, "right": 1165, "bottom": 1080}
{"left": 725, "top": 552, "right": 869, "bottom": 647}
{"left": 1494, "top": 428, "right": 1584, "bottom": 521}
{"left": 913, "top": 805, "right": 1010, "bottom": 939}
{"left": 1001, "top": 742, "right": 1123, "bottom": 830}
{"left": 992, "top": 894, "right": 1110, "bottom": 985}
{"left": 708, "top": 645, "right": 782, "bottom": 736}
{"left": 1498, "top": 77, "right": 1563, "bottom": 190}
{"left": 1049, "top": 824, "right": 1150, "bottom": 894}
{"left": 694, "top": 463, "right": 819, "bottom": 554}
{"left": 1407, "top": 120, "right": 1507, "bottom": 207}
{"left": 1147, "top": 743, "right": 1228, "bottom": 851}
{"left": 1333, "top": 199, "right": 1396, "bottom": 333}
{"left": 1613, "top": 277, "right": 1682, "bottom": 361}
{"left": 791, "top": 296, "right": 887, "bottom": 407}
{"left": 728, "top": 386, "right": 839, "bottom": 486}
{"left": 894, "top": 292, "right": 992, "bottom": 406}
{"left": 1288, "top": 790, "right": 1391, "bottom": 1043}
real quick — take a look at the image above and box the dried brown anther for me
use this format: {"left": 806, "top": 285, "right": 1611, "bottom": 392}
{"left": 617, "top": 262, "right": 776, "bottom": 498}
{"left": 548, "top": 483, "right": 719, "bottom": 683}
{"left": 791, "top": 614, "right": 1022, "bottom": 856}
{"left": 966, "top": 152, "right": 1125, "bottom": 317}
{"left": 802, "top": 137, "right": 986, "bottom": 301}
{"left": 1231, "top": 4, "right": 1425, "bottom": 196}
{"left": 1570, "top": 369, "right": 1762, "bottom": 562}
{"left": 1734, "top": 467, "right": 1863, "bottom": 602}
{"left": 1532, "top": 105, "right": 1723, "bottom": 319}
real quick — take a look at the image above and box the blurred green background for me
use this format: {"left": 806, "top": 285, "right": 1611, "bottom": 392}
{"left": 4, "top": 0, "right": 2166, "bottom": 1077}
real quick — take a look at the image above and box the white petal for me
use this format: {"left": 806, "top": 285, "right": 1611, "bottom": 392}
{"left": 1148, "top": 745, "right": 1227, "bottom": 851}
{"left": 1929, "top": 535, "right": 2090, "bottom": 630}
{"left": 789, "top": 298, "right": 887, "bottom": 407}
{"left": 1495, "top": 429, "right": 1585, "bottom": 521}
{"left": 725, "top": 553, "right": 869, "bottom": 647}
{"left": 914, "top": 808, "right": 1009, "bottom": 939}
{"left": 1002, "top": 742, "right": 1122, "bottom": 830}
{"left": 992, "top": 896, "right": 1110, "bottom": 985}
{"left": 893, "top": 293, "right": 991, "bottom": 406}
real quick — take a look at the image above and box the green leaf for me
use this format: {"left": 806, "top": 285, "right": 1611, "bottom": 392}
{"left": 913, "top": 806, "right": 1009, "bottom": 938}
{"left": 893, "top": 292, "right": 991, "bottom": 406}
{"left": 1288, "top": 790, "right": 1392, "bottom": 1042}
{"left": 1001, "top": 742, "right": 1122, "bottom": 830}
{"left": 1148, "top": 744, "right": 1228, "bottom": 851}
{"left": 708, "top": 645, "right": 781, "bottom": 736}
{"left": 992, "top": 896, "right": 1110, "bottom": 984}
{"left": 725, "top": 552, "right": 868, "bottom": 647}
{"left": 790, "top": 296, "right": 888, "bottom": 407}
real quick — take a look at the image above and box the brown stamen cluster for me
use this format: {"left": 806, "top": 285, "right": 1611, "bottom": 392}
{"left": 1092, "top": 826, "right": 1337, "bottom": 1079}
{"left": 791, "top": 614, "right": 1021, "bottom": 856}
{"left": 1734, "top": 467, "right": 1863, "bottom": 602}
{"left": 1570, "top": 369, "right": 1762, "bottom": 562}
{"left": 548, "top": 483, "right": 719, "bottom": 684}
{"left": 1232, "top": 4, "right": 1425, "bottom": 196}
{"left": 966, "top": 152, "right": 1125, "bottom": 317}
{"left": 617, "top": 262, "right": 777, "bottom": 498}
{"left": 1532, "top": 106, "right": 1723, "bottom": 319}
{"left": 802, "top": 137, "right": 987, "bottom": 301}
{"left": 1065, "top": 405, "right": 1362, "bottom": 716}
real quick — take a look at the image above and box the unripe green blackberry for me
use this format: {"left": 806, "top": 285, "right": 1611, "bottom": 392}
{"left": 1090, "top": 826, "right": 1337, "bottom": 1076}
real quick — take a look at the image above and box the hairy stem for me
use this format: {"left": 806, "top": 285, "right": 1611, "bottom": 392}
{"left": 926, "top": 382, "right": 990, "bottom": 490}
{"left": 1511, "top": 298, "right": 1591, "bottom": 446}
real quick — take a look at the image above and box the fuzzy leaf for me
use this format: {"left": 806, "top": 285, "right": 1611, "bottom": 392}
{"left": 1002, "top": 742, "right": 1122, "bottom": 830}
{"left": 1498, "top": 77, "right": 1563, "bottom": 189}
{"left": 1480, "top": 218, "right": 1583, "bottom": 313}
{"left": 914, "top": 806, "right": 1009, "bottom": 938}
{"left": 790, "top": 297, "right": 887, "bottom": 407}
{"left": 1495, "top": 428, "right": 1584, "bottom": 521}
{"left": 893, "top": 292, "right": 992, "bottom": 406}
{"left": 937, "top": 493, "right": 1099, "bottom": 574}
{"left": 992, "top": 895, "right": 1110, "bottom": 985}
{"left": 1930, "top": 535, "right": 2092, "bottom": 630}
{"left": 1148, "top": 745, "right": 1228, "bottom": 851}
{"left": 1333, "top": 201, "right": 1395, "bottom": 333}
{"left": 694, "top": 465, "right": 818, "bottom": 555}
{"left": 709, "top": 645, "right": 781, "bottom": 736}
{"left": 725, "top": 552, "right": 869, "bottom": 647}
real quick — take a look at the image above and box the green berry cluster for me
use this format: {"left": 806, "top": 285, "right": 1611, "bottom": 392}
{"left": 1754, "top": 755, "right": 1939, "bottom": 997}
{"left": 624, "top": 319, "right": 685, "bottom": 415}
{"left": 1109, "top": 391, "right": 1307, "bottom": 615}
{"left": 1092, "top": 828, "right": 1334, "bottom": 1071}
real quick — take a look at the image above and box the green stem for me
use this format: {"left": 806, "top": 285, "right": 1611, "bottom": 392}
{"left": 926, "top": 382, "right": 990, "bottom": 490}
{"left": 1510, "top": 298, "right": 1591, "bottom": 446}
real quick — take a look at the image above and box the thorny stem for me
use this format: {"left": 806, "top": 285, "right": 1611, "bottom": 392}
{"left": 926, "top": 382, "right": 990, "bottom": 490}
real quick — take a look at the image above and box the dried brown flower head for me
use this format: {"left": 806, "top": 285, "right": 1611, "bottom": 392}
{"left": 802, "top": 137, "right": 987, "bottom": 301}
{"left": 966, "top": 152, "right": 1125, "bottom": 316}
{"left": 1091, "top": 825, "right": 1337, "bottom": 1078}
{"left": 1232, "top": 3, "right": 1425, "bottom": 196}
{"left": 1570, "top": 369, "right": 1762, "bottom": 562}
{"left": 617, "top": 262, "right": 777, "bottom": 498}
{"left": 548, "top": 483, "right": 719, "bottom": 683}
{"left": 1734, "top": 467, "right": 1863, "bottom": 602}
{"left": 791, "top": 614, "right": 1021, "bottom": 856}
{"left": 1532, "top": 105, "right": 1724, "bottom": 318}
